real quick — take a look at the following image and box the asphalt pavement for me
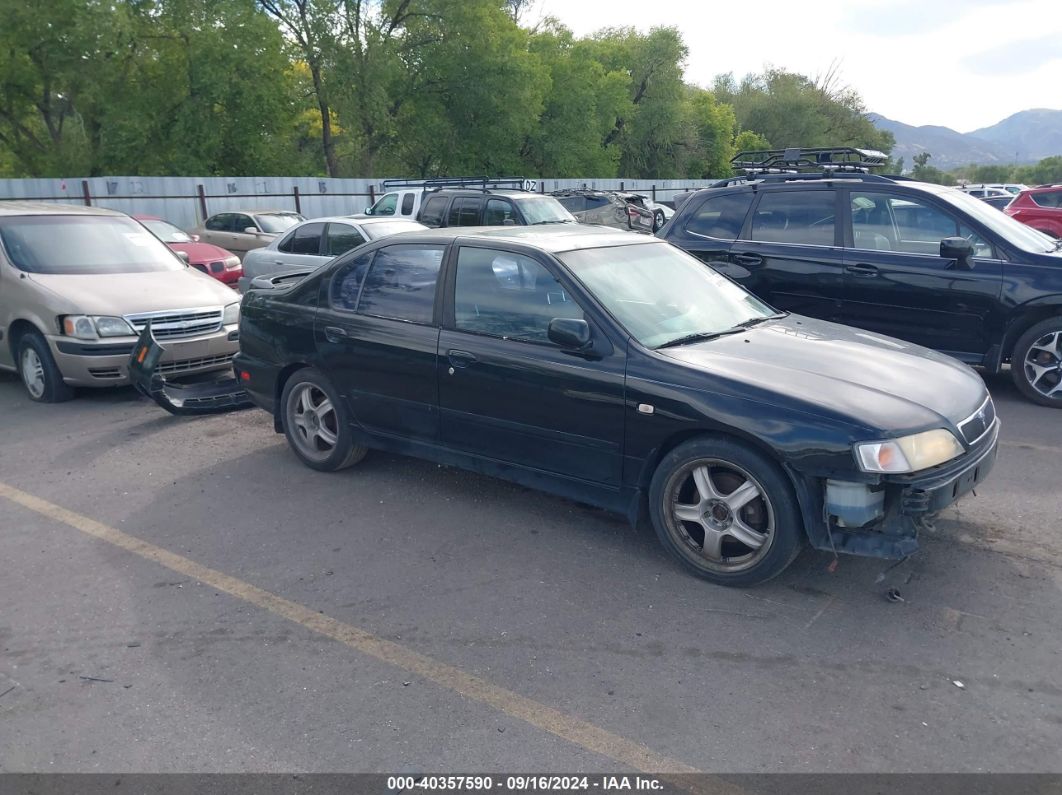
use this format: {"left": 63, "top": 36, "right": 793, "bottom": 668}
{"left": 0, "top": 369, "right": 1060, "bottom": 774}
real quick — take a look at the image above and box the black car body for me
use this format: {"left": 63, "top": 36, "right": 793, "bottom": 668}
{"left": 659, "top": 171, "right": 1062, "bottom": 407}
{"left": 234, "top": 226, "right": 997, "bottom": 586}
{"left": 417, "top": 189, "right": 575, "bottom": 229}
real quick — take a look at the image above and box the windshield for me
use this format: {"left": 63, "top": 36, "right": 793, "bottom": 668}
{"left": 514, "top": 195, "right": 576, "bottom": 225}
{"left": 936, "top": 189, "right": 1059, "bottom": 254}
{"left": 559, "top": 242, "right": 777, "bottom": 349}
{"left": 142, "top": 219, "right": 192, "bottom": 243}
{"left": 0, "top": 215, "right": 184, "bottom": 274}
{"left": 256, "top": 213, "right": 304, "bottom": 234}
{"left": 364, "top": 221, "right": 428, "bottom": 239}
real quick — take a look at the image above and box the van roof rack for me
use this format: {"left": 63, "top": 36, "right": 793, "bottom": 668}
{"left": 731, "top": 146, "right": 888, "bottom": 175}
{"left": 380, "top": 176, "right": 537, "bottom": 193}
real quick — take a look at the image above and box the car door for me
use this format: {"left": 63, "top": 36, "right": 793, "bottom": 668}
{"left": 201, "top": 213, "right": 236, "bottom": 250}
{"left": 314, "top": 243, "right": 444, "bottom": 441}
{"left": 437, "top": 243, "right": 626, "bottom": 486}
{"left": 663, "top": 190, "right": 753, "bottom": 281}
{"left": 271, "top": 222, "right": 327, "bottom": 274}
{"left": 418, "top": 195, "right": 449, "bottom": 228}
{"left": 726, "top": 187, "right": 845, "bottom": 320}
{"left": 839, "top": 189, "right": 1003, "bottom": 359}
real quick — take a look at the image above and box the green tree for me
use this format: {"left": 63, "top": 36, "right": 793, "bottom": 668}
{"left": 910, "top": 151, "right": 949, "bottom": 184}
{"left": 680, "top": 87, "right": 737, "bottom": 178}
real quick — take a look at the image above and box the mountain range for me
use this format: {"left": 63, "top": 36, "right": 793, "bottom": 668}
{"left": 869, "top": 109, "right": 1062, "bottom": 170}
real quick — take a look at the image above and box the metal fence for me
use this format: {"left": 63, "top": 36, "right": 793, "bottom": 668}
{"left": 0, "top": 176, "right": 720, "bottom": 229}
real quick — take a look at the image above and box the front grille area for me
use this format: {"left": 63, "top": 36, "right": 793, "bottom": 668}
{"left": 125, "top": 308, "right": 223, "bottom": 340}
{"left": 88, "top": 367, "right": 122, "bottom": 379}
{"left": 157, "top": 353, "right": 234, "bottom": 376}
{"left": 958, "top": 396, "right": 997, "bottom": 446}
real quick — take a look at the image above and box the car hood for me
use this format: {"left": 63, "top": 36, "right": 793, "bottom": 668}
{"left": 27, "top": 270, "right": 239, "bottom": 316}
{"left": 658, "top": 315, "right": 987, "bottom": 433}
{"left": 168, "top": 241, "right": 235, "bottom": 264}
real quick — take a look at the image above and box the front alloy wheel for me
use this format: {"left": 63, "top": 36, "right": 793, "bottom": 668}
{"left": 1012, "top": 319, "right": 1062, "bottom": 407}
{"left": 20, "top": 346, "right": 46, "bottom": 400}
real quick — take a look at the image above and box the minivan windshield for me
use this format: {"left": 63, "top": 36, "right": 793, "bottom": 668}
{"left": 513, "top": 195, "right": 576, "bottom": 225}
{"left": 559, "top": 242, "right": 777, "bottom": 349}
{"left": 0, "top": 215, "right": 184, "bottom": 275}
{"left": 937, "top": 189, "right": 1061, "bottom": 254}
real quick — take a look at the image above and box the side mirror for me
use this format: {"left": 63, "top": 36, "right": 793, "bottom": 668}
{"left": 548, "top": 318, "right": 591, "bottom": 350}
{"left": 190, "top": 234, "right": 200, "bottom": 242}
{"left": 176, "top": 251, "right": 190, "bottom": 264}
{"left": 244, "top": 226, "right": 259, "bottom": 235}
{"left": 941, "top": 237, "right": 974, "bottom": 269}
{"left": 363, "top": 206, "right": 373, "bottom": 215}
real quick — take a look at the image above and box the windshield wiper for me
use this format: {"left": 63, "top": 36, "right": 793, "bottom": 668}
{"left": 733, "top": 312, "right": 788, "bottom": 329}
{"left": 655, "top": 314, "right": 787, "bottom": 350}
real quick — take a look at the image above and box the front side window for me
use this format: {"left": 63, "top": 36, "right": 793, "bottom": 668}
{"left": 325, "top": 223, "right": 365, "bottom": 256}
{"left": 356, "top": 244, "right": 444, "bottom": 324}
{"left": 286, "top": 222, "right": 325, "bottom": 255}
{"left": 0, "top": 215, "right": 185, "bottom": 275}
{"left": 205, "top": 214, "right": 231, "bottom": 232}
{"left": 484, "top": 199, "right": 516, "bottom": 226}
{"left": 749, "top": 191, "right": 836, "bottom": 246}
{"left": 453, "top": 247, "right": 583, "bottom": 343}
{"left": 371, "top": 193, "right": 398, "bottom": 216}
{"left": 448, "top": 198, "right": 481, "bottom": 227}
{"left": 685, "top": 192, "right": 754, "bottom": 240}
{"left": 851, "top": 192, "right": 992, "bottom": 256}
{"left": 235, "top": 214, "right": 256, "bottom": 233}
{"left": 419, "top": 196, "right": 448, "bottom": 227}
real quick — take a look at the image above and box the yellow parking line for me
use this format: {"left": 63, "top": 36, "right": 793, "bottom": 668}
{"left": 0, "top": 481, "right": 704, "bottom": 777}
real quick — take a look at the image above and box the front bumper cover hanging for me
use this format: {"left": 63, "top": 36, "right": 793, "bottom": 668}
{"left": 128, "top": 322, "right": 253, "bottom": 415}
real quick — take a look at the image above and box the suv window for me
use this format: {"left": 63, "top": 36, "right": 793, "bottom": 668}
{"left": 357, "top": 244, "right": 444, "bottom": 324}
{"left": 1031, "top": 191, "right": 1062, "bottom": 208}
{"left": 484, "top": 199, "right": 516, "bottom": 225}
{"left": 372, "top": 193, "right": 398, "bottom": 216}
{"left": 449, "top": 198, "right": 482, "bottom": 226}
{"left": 750, "top": 191, "right": 835, "bottom": 246}
{"left": 329, "top": 250, "right": 375, "bottom": 311}
{"left": 325, "top": 223, "right": 366, "bottom": 257}
{"left": 285, "top": 222, "right": 324, "bottom": 255}
{"left": 685, "top": 193, "right": 754, "bottom": 240}
{"left": 419, "top": 196, "right": 448, "bottom": 227}
{"left": 453, "top": 247, "right": 582, "bottom": 342}
{"left": 401, "top": 193, "right": 416, "bottom": 215}
{"left": 555, "top": 195, "right": 585, "bottom": 212}
{"left": 851, "top": 192, "right": 992, "bottom": 257}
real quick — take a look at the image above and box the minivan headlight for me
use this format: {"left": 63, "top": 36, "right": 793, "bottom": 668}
{"left": 855, "top": 429, "right": 964, "bottom": 474}
{"left": 222, "top": 302, "right": 240, "bottom": 325}
{"left": 61, "top": 315, "right": 136, "bottom": 339}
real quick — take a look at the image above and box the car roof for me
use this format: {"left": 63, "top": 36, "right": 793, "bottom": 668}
{"left": 372, "top": 223, "right": 663, "bottom": 254}
{"left": 207, "top": 209, "right": 301, "bottom": 216}
{"left": 0, "top": 201, "right": 126, "bottom": 218}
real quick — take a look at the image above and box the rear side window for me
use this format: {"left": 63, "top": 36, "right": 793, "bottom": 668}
{"left": 685, "top": 193, "right": 754, "bottom": 240}
{"left": 1031, "top": 191, "right": 1062, "bottom": 208}
{"left": 401, "top": 193, "right": 415, "bottom": 215}
{"left": 325, "top": 223, "right": 366, "bottom": 257}
{"left": 419, "top": 196, "right": 448, "bottom": 227}
{"left": 448, "top": 198, "right": 481, "bottom": 226}
{"left": 555, "top": 196, "right": 584, "bottom": 212}
{"left": 329, "top": 250, "right": 375, "bottom": 311}
{"left": 750, "top": 191, "right": 835, "bottom": 246}
{"left": 356, "top": 244, "right": 444, "bottom": 324}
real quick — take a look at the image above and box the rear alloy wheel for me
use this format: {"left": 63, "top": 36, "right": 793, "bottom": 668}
{"left": 281, "top": 369, "right": 367, "bottom": 471}
{"left": 1012, "top": 318, "right": 1062, "bottom": 407}
{"left": 653, "top": 209, "right": 666, "bottom": 232}
{"left": 17, "top": 332, "right": 75, "bottom": 403}
{"left": 649, "top": 437, "right": 803, "bottom": 586}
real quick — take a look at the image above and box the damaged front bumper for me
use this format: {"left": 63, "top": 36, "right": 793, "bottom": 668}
{"left": 128, "top": 323, "right": 253, "bottom": 415}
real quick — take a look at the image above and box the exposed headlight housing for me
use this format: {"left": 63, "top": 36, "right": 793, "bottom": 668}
{"left": 61, "top": 315, "right": 136, "bottom": 340}
{"left": 222, "top": 302, "right": 240, "bottom": 325}
{"left": 224, "top": 256, "right": 241, "bottom": 271}
{"left": 855, "top": 429, "right": 964, "bottom": 474}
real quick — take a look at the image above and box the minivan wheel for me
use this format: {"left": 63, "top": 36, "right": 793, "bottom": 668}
{"left": 648, "top": 437, "right": 803, "bottom": 586}
{"left": 17, "top": 332, "right": 75, "bottom": 403}
{"left": 1011, "top": 317, "right": 1062, "bottom": 407}
{"left": 281, "top": 368, "right": 367, "bottom": 471}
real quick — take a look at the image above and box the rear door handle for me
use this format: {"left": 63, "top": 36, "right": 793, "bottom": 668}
{"left": 447, "top": 349, "right": 477, "bottom": 369}
{"left": 733, "top": 253, "right": 763, "bottom": 266}
{"left": 845, "top": 264, "right": 879, "bottom": 277}
{"left": 324, "top": 326, "right": 348, "bottom": 343}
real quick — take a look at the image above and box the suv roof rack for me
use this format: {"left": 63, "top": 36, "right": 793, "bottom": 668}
{"left": 380, "top": 176, "right": 538, "bottom": 193}
{"left": 731, "top": 146, "right": 888, "bottom": 175}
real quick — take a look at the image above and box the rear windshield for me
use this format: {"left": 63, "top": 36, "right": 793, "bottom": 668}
{"left": 256, "top": 213, "right": 304, "bottom": 234}
{"left": 0, "top": 215, "right": 184, "bottom": 274}
{"left": 363, "top": 221, "right": 427, "bottom": 239}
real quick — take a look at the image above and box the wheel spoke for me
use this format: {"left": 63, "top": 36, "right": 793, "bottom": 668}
{"left": 297, "top": 388, "right": 313, "bottom": 415}
{"left": 701, "top": 528, "right": 724, "bottom": 560}
{"left": 315, "top": 397, "right": 334, "bottom": 419}
{"left": 728, "top": 517, "right": 768, "bottom": 551}
{"left": 724, "top": 480, "right": 759, "bottom": 512}
{"left": 315, "top": 424, "right": 337, "bottom": 447}
{"left": 674, "top": 503, "right": 703, "bottom": 524}
{"left": 691, "top": 466, "right": 721, "bottom": 500}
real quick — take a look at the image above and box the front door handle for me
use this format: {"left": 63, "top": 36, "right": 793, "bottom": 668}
{"left": 324, "top": 326, "right": 348, "bottom": 343}
{"left": 447, "top": 349, "right": 477, "bottom": 369}
{"left": 845, "top": 263, "right": 879, "bottom": 277}
{"left": 733, "top": 253, "right": 763, "bottom": 266}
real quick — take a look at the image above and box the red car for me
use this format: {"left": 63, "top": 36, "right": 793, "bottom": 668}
{"left": 1004, "top": 185, "right": 1062, "bottom": 239}
{"left": 135, "top": 215, "right": 243, "bottom": 286}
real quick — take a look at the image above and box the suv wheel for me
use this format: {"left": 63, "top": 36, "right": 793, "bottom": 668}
{"left": 1011, "top": 317, "right": 1062, "bottom": 407}
{"left": 648, "top": 437, "right": 803, "bottom": 586}
{"left": 17, "top": 331, "right": 75, "bottom": 403}
{"left": 281, "top": 368, "right": 367, "bottom": 470}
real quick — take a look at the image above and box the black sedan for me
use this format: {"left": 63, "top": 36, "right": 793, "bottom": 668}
{"left": 234, "top": 226, "right": 998, "bottom": 586}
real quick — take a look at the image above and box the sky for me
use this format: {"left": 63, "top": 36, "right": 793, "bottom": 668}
{"left": 532, "top": 0, "right": 1062, "bottom": 132}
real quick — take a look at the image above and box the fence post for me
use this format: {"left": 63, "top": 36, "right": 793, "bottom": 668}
{"left": 196, "top": 184, "right": 208, "bottom": 221}
{"left": 368, "top": 184, "right": 375, "bottom": 205}
{"left": 652, "top": 184, "right": 657, "bottom": 201}
{"left": 81, "top": 180, "right": 92, "bottom": 207}
{"left": 293, "top": 186, "right": 302, "bottom": 215}
{"left": 620, "top": 181, "right": 624, "bottom": 191}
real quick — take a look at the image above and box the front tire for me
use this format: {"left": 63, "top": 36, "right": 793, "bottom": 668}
{"left": 17, "top": 332, "right": 75, "bottom": 403}
{"left": 1011, "top": 317, "right": 1062, "bottom": 407}
{"left": 280, "top": 368, "right": 367, "bottom": 471}
{"left": 648, "top": 437, "right": 803, "bottom": 586}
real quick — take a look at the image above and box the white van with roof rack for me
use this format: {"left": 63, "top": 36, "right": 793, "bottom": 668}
{"left": 364, "top": 177, "right": 539, "bottom": 219}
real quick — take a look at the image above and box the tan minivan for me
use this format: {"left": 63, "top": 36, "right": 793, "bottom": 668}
{"left": 0, "top": 203, "right": 241, "bottom": 403}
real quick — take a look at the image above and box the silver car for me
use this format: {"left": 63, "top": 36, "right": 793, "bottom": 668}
{"left": 239, "top": 216, "right": 427, "bottom": 291}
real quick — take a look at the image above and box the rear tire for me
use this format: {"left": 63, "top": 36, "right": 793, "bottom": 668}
{"left": 648, "top": 436, "right": 804, "bottom": 586}
{"left": 17, "top": 331, "right": 75, "bottom": 403}
{"left": 1010, "top": 317, "right": 1062, "bottom": 407}
{"left": 653, "top": 209, "right": 666, "bottom": 232}
{"left": 280, "top": 368, "right": 367, "bottom": 471}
